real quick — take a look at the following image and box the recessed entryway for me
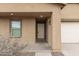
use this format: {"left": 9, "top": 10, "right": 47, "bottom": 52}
{"left": 36, "top": 18, "right": 47, "bottom": 43}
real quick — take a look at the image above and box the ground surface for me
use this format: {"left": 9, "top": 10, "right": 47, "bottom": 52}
{"left": 19, "top": 43, "right": 79, "bottom": 56}
{"left": 16, "top": 43, "right": 64, "bottom": 56}
{"left": 1, "top": 43, "right": 79, "bottom": 56}
{"left": 62, "top": 43, "right": 79, "bottom": 56}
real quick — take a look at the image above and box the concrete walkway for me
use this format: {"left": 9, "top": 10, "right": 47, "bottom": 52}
{"left": 35, "top": 51, "right": 52, "bottom": 56}
{"left": 19, "top": 43, "right": 64, "bottom": 56}
{"left": 34, "top": 43, "right": 79, "bottom": 56}
{"left": 62, "top": 43, "right": 79, "bottom": 56}
{"left": 21, "top": 43, "right": 51, "bottom": 52}
{"left": 20, "top": 43, "right": 79, "bottom": 56}
{"left": 20, "top": 43, "right": 52, "bottom": 56}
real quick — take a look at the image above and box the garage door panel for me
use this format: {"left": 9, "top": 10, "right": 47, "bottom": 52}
{"left": 61, "top": 22, "right": 79, "bottom": 43}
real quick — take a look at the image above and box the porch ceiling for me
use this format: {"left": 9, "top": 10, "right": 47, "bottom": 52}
{"left": 0, "top": 12, "right": 51, "bottom": 18}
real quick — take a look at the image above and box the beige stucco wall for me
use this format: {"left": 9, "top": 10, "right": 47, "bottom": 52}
{"left": 0, "top": 18, "right": 35, "bottom": 45}
{"left": 0, "top": 3, "right": 62, "bottom": 52}
{"left": 0, "top": 3, "right": 60, "bottom": 12}
{"left": 61, "top": 4, "right": 79, "bottom": 21}
{"left": 22, "top": 18, "right": 35, "bottom": 44}
{"left": 51, "top": 7, "right": 61, "bottom": 52}
{"left": 0, "top": 18, "right": 9, "bottom": 38}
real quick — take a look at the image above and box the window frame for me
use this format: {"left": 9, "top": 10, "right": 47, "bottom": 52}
{"left": 10, "top": 19, "right": 22, "bottom": 38}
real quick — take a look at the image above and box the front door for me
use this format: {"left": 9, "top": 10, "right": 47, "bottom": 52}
{"left": 36, "top": 21, "right": 46, "bottom": 42}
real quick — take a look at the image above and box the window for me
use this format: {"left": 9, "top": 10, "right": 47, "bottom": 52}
{"left": 10, "top": 20, "right": 21, "bottom": 38}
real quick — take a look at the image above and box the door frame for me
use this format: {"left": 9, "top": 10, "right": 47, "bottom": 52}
{"left": 36, "top": 20, "right": 47, "bottom": 42}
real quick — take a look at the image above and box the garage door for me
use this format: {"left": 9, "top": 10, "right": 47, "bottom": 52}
{"left": 61, "top": 22, "right": 79, "bottom": 43}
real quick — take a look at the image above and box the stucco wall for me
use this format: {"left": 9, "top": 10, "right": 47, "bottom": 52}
{"left": 0, "top": 3, "right": 61, "bottom": 52}
{"left": 22, "top": 18, "right": 35, "bottom": 44}
{"left": 0, "top": 18, "right": 9, "bottom": 38}
{"left": 51, "top": 7, "right": 61, "bottom": 52}
{"left": 0, "top": 3, "right": 60, "bottom": 12}
{"left": 61, "top": 4, "right": 79, "bottom": 21}
{"left": 0, "top": 18, "right": 35, "bottom": 45}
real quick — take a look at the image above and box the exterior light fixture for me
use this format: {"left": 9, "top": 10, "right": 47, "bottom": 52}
{"left": 40, "top": 15, "right": 44, "bottom": 18}
{"left": 10, "top": 13, "right": 14, "bottom": 15}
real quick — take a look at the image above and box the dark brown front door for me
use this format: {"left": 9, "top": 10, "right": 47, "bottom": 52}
{"left": 36, "top": 21, "right": 46, "bottom": 42}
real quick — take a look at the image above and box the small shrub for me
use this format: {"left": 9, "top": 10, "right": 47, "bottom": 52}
{"left": 0, "top": 35, "right": 27, "bottom": 56}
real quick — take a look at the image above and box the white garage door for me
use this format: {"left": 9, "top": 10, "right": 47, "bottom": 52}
{"left": 61, "top": 22, "right": 79, "bottom": 43}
